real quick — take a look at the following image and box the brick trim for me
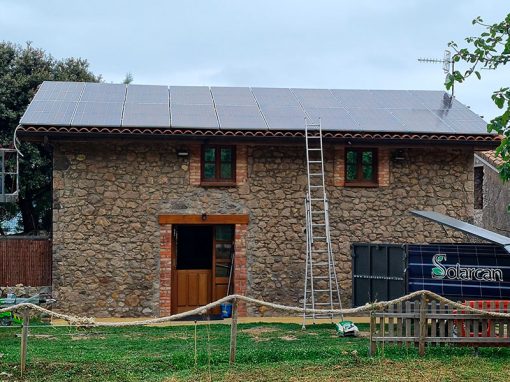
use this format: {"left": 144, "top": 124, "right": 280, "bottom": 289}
{"left": 159, "top": 220, "right": 248, "bottom": 317}
{"left": 334, "top": 146, "right": 390, "bottom": 187}
{"left": 189, "top": 144, "right": 247, "bottom": 186}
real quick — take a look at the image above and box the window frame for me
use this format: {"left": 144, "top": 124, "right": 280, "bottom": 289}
{"left": 200, "top": 145, "right": 236, "bottom": 185}
{"left": 344, "top": 148, "right": 379, "bottom": 187}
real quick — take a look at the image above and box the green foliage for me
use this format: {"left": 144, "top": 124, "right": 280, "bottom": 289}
{"left": 123, "top": 72, "right": 134, "bottom": 84}
{"left": 0, "top": 323, "right": 509, "bottom": 381}
{"left": 0, "top": 41, "right": 100, "bottom": 233}
{"left": 447, "top": 15, "right": 510, "bottom": 182}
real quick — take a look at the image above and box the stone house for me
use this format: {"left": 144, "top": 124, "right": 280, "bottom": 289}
{"left": 474, "top": 151, "right": 510, "bottom": 235}
{"left": 18, "top": 82, "right": 498, "bottom": 317}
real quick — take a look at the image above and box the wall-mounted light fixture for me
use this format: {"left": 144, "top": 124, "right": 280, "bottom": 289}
{"left": 392, "top": 149, "right": 407, "bottom": 162}
{"left": 201, "top": 213, "right": 207, "bottom": 221}
{"left": 176, "top": 148, "right": 189, "bottom": 157}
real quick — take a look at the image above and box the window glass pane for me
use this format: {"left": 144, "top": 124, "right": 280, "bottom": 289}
{"left": 346, "top": 164, "right": 357, "bottom": 181}
{"left": 362, "top": 151, "right": 373, "bottom": 165}
{"left": 216, "top": 226, "right": 233, "bottom": 241}
{"left": 204, "top": 163, "right": 215, "bottom": 179}
{"left": 220, "top": 148, "right": 232, "bottom": 162}
{"left": 204, "top": 147, "right": 216, "bottom": 162}
{"left": 362, "top": 165, "right": 374, "bottom": 180}
{"left": 346, "top": 150, "right": 357, "bottom": 164}
{"left": 215, "top": 263, "right": 230, "bottom": 277}
{"left": 216, "top": 244, "right": 232, "bottom": 260}
{"left": 221, "top": 163, "right": 232, "bottom": 179}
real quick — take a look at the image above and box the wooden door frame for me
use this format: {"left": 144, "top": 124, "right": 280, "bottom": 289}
{"left": 159, "top": 214, "right": 249, "bottom": 316}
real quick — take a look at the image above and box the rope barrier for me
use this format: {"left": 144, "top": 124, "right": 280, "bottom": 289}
{"left": 3, "top": 290, "right": 510, "bottom": 327}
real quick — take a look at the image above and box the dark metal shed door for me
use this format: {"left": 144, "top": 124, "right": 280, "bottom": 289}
{"left": 352, "top": 243, "right": 406, "bottom": 306}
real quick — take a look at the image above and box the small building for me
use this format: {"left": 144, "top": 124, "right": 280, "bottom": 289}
{"left": 18, "top": 82, "right": 498, "bottom": 317}
{"left": 474, "top": 151, "right": 510, "bottom": 235}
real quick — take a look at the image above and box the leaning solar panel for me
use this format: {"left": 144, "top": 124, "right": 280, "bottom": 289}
{"left": 20, "top": 100, "right": 77, "bottom": 126}
{"left": 80, "top": 83, "right": 126, "bottom": 103}
{"left": 122, "top": 103, "right": 170, "bottom": 128}
{"left": 170, "top": 86, "right": 213, "bottom": 105}
{"left": 72, "top": 102, "right": 124, "bottom": 127}
{"left": 125, "top": 84, "right": 169, "bottom": 104}
{"left": 216, "top": 105, "right": 267, "bottom": 130}
{"left": 33, "top": 81, "right": 84, "bottom": 102}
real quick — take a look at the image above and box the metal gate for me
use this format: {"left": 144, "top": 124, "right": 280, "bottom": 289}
{"left": 352, "top": 243, "right": 406, "bottom": 306}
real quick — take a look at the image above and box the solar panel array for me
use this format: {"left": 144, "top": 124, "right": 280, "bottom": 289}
{"left": 19, "top": 81, "right": 489, "bottom": 135}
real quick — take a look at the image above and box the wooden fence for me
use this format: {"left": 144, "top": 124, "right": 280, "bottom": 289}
{"left": 0, "top": 236, "right": 52, "bottom": 286}
{"left": 370, "top": 294, "right": 510, "bottom": 355}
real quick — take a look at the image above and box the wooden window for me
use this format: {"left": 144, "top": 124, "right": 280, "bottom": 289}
{"left": 345, "top": 148, "right": 378, "bottom": 186}
{"left": 201, "top": 145, "right": 236, "bottom": 185}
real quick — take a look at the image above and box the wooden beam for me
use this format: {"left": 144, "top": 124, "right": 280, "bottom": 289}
{"left": 159, "top": 214, "right": 249, "bottom": 225}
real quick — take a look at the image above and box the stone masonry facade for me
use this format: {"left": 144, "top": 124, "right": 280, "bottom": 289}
{"left": 52, "top": 140, "right": 474, "bottom": 317}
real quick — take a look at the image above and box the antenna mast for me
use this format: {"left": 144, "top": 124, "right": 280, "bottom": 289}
{"left": 418, "top": 50, "right": 455, "bottom": 97}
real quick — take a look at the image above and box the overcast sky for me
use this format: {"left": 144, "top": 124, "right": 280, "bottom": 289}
{"left": 1, "top": 1, "right": 509, "bottom": 121}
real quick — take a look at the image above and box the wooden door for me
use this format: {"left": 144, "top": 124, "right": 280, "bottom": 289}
{"left": 176, "top": 270, "right": 211, "bottom": 313}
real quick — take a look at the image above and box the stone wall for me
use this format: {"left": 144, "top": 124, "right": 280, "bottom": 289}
{"left": 52, "top": 141, "right": 474, "bottom": 317}
{"left": 479, "top": 162, "right": 510, "bottom": 236}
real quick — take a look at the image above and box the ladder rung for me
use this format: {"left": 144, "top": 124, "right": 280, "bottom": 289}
{"left": 310, "top": 198, "right": 324, "bottom": 201}
{"left": 309, "top": 185, "right": 322, "bottom": 188}
{"left": 306, "top": 135, "right": 321, "bottom": 138}
{"left": 312, "top": 276, "right": 330, "bottom": 280}
{"left": 309, "top": 173, "right": 323, "bottom": 176}
{"left": 311, "top": 211, "right": 325, "bottom": 214}
{"left": 313, "top": 289, "right": 330, "bottom": 292}
{"left": 308, "top": 148, "right": 322, "bottom": 151}
{"left": 313, "top": 236, "right": 327, "bottom": 239}
{"left": 313, "top": 262, "right": 329, "bottom": 266}
{"left": 312, "top": 249, "right": 328, "bottom": 252}
{"left": 309, "top": 160, "right": 322, "bottom": 163}
{"left": 312, "top": 223, "right": 325, "bottom": 226}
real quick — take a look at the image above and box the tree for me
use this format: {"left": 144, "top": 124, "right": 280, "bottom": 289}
{"left": 446, "top": 14, "right": 510, "bottom": 181}
{"left": 0, "top": 42, "right": 101, "bottom": 234}
{"left": 123, "top": 72, "right": 134, "bottom": 84}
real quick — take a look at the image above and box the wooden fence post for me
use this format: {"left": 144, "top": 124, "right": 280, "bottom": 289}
{"left": 229, "top": 298, "right": 238, "bottom": 364}
{"left": 369, "top": 310, "right": 377, "bottom": 356}
{"left": 20, "top": 309, "right": 30, "bottom": 376}
{"left": 419, "top": 293, "right": 427, "bottom": 356}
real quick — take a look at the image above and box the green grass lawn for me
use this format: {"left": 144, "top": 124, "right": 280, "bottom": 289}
{"left": 1, "top": 322, "right": 510, "bottom": 381}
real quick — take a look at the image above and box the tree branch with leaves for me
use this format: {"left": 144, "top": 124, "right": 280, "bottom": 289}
{"left": 447, "top": 14, "right": 510, "bottom": 181}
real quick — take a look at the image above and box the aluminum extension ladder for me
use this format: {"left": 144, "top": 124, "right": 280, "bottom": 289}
{"left": 302, "top": 119, "right": 343, "bottom": 328}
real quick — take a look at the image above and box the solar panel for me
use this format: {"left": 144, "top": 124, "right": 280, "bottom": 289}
{"left": 370, "top": 90, "right": 424, "bottom": 109}
{"left": 346, "top": 108, "right": 405, "bottom": 131}
{"left": 33, "top": 81, "right": 84, "bottom": 102}
{"left": 216, "top": 105, "right": 267, "bottom": 130}
{"left": 122, "top": 103, "right": 170, "bottom": 128}
{"left": 125, "top": 85, "right": 169, "bottom": 104}
{"left": 170, "top": 104, "right": 219, "bottom": 129}
{"left": 72, "top": 102, "right": 123, "bottom": 127}
{"left": 410, "top": 210, "right": 510, "bottom": 252}
{"left": 409, "top": 91, "right": 464, "bottom": 109}
{"left": 251, "top": 88, "right": 300, "bottom": 108}
{"left": 390, "top": 109, "right": 455, "bottom": 133}
{"left": 170, "top": 86, "right": 213, "bottom": 105}
{"left": 291, "top": 88, "right": 341, "bottom": 108}
{"left": 431, "top": 108, "right": 481, "bottom": 121}
{"left": 305, "top": 107, "right": 358, "bottom": 131}
{"left": 20, "top": 100, "right": 77, "bottom": 126}
{"left": 260, "top": 106, "right": 306, "bottom": 130}
{"left": 442, "top": 119, "right": 490, "bottom": 134}
{"left": 80, "top": 83, "right": 126, "bottom": 103}
{"left": 330, "top": 89, "right": 379, "bottom": 108}
{"left": 211, "top": 87, "right": 257, "bottom": 106}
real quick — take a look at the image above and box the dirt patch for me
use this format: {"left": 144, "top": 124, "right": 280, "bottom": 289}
{"left": 70, "top": 333, "right": 106, "bottom": 341}
{"left": 279, "top": 335, "right": 298, "bottom": 341}
{"left": 242, "top": 326, "right": 278, "bottom": 341}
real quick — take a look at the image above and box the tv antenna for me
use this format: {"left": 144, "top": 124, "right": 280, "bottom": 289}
{"left": 418, "top": 50, "right": 455, "bottom": 97}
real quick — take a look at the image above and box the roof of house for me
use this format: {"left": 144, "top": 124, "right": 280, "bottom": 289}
{"left": 18, "top": 81, "right": 499, "bottom": 144}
